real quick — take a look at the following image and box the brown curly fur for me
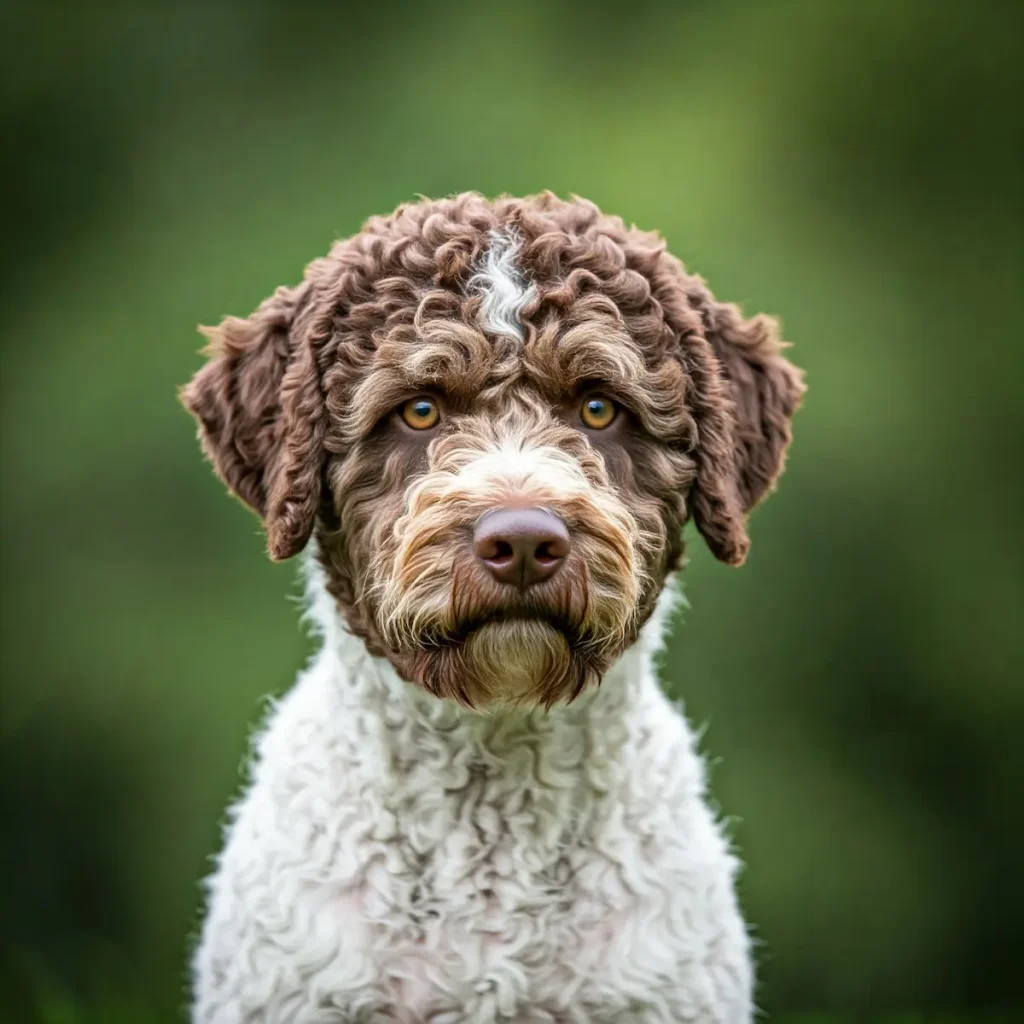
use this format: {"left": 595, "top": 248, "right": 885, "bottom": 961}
{"left": 182, "top": 192, "right": 804, "bottom": 707}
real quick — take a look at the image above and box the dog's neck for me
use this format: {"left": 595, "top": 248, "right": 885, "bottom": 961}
{"left": 272, "top": 556, "right": 699, "bottom": 911}
{"left": 300, "top": 550, "right": 683, "bottom": 762}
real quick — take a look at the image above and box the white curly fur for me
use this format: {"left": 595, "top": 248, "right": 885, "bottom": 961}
{"left": 467, "top": 231, "right": 537, "bottom": 341}
{"left": 191, "top": 550, "right": 753, "bottom": 1024}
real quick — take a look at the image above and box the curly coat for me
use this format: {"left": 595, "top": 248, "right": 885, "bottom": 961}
{"left": 183, "top": 192, "right": 803, "bottom": 1023}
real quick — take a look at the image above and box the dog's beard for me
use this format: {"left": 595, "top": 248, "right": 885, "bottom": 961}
{"left": 400, "top": 616, "right": 602, "bottom": 710}
{"left": 380, "top": 552, "right": 636, "bottom": 709}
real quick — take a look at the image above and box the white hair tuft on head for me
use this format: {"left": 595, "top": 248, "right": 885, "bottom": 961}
{"left": 467, "top": 230, "right": 537, "bottom": 341}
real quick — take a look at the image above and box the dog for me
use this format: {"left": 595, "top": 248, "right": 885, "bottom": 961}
{"left": 182, "top": 192, "right": 804, "bottom": 1023}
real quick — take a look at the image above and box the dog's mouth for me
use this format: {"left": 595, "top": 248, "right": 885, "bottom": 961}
{"left": 387, "top": 589, "right": 640, "bottom": 708}
{"left": 400, "top": 614, "right": 594, "bottom": 708}
{"left": 440, "top": 607, "right": 581, "bottom": 647}
{"left": 380, "top": 558, "right": 639, "bottom": 707}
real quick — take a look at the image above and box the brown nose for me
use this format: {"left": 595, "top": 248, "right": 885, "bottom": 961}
{"left": 473, "top": 508, "right": 570, "bottom": 588}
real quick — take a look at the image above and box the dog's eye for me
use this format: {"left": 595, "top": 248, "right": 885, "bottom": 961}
{"left": 400, "top": 396, "right": 441, "bottom": 431}
{"left": 580, "top": 395, "right": 617, "bottom": 430}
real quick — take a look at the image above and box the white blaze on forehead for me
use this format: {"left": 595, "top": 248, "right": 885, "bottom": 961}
{"left": 467, "top": 230, "right": 537, "bottom": 341}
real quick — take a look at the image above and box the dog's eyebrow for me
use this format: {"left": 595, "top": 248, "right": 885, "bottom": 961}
{"left": 523, "top": 311, "right": 646, "bottom": 391}
{"left": 466, "top": 230, "right": 536, "bottom": 342}
{"left": 340, "top": 322, "right": 498, "bottom": 441}
{"left": 521, "top": 315, "right": 693, "bottom": 443}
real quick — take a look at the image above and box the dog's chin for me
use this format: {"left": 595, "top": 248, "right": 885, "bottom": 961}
{"left": 398, "top": 616, "right": 598, "bottom": 710}
{"left": 464, "top": 617, "right": 574, "bottom": 702}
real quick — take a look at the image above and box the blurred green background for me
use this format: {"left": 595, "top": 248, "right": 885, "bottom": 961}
{"left": 1, "top": 1, "right": 1021, "bottom": 1020}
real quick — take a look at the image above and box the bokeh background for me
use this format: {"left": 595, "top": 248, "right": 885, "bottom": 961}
{"left": 2, "top": 1, "right": 1021, "bottom": 1021}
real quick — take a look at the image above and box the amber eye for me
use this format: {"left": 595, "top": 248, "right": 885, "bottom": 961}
{"left": 400, "top": 396, "right": 441, "bottom": 430}
{"left": 580, "top": 395, "right": 617, "bottom": 430}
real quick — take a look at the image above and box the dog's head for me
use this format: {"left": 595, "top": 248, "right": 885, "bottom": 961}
{"left": 182, "top": 193, "right": 803, "bottom": 708}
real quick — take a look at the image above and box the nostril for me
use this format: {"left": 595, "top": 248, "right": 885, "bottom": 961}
{"left": 534, "top": 541, "right": 563, "bottom": 565}
{"left": 488, "top": 540, "right": 514, "bottom": 563}
{"left": 474, "top": 534, "right": 516, "bottom": 565}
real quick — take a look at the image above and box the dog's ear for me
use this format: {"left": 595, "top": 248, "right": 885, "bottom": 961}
{"left": 687, "top": 290, "right": 805, "bottom": 566}
{"left": 181, "top": 280, "right": 326, "bottom": 561}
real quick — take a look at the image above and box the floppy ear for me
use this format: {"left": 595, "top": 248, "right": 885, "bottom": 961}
{"left": 688, "top": 291, "right": 805, "bottom": 566}
{"left": 180, "top": 280, "right": 326, "bottom": 561}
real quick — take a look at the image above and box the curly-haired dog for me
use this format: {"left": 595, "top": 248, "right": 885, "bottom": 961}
{"left": 183, "top": 192, "right": 804, "bottom": 1023}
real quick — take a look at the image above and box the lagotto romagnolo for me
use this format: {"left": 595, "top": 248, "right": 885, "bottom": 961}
{"left": 182, "top": 192, "right": 804, "bottom": 1023}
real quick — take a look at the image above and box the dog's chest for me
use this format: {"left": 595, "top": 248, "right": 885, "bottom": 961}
{"left": 298, "top": 751, "right": 707, "bottom": 1022}
{"left": 198, "top": 653, "right": 751, "bottom": 1022}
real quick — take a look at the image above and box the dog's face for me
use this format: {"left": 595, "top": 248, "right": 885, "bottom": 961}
{"left": 183, "top": 194, "right": 803, "bottom": 708}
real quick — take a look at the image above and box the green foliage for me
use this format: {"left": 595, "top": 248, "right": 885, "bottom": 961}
{"left": 1, "top": 0, "right": 1020, "bottom": 1017}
